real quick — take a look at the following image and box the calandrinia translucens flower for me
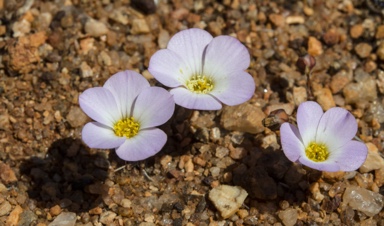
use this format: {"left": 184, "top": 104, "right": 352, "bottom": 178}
{"left": 148, "top": 28, "right": 255, "bottom": 110}
{"left": 79, "top": 70, "right": 175, "bottom": 161}
{"left": 280, "top": 101, "right": 368, "bottom": 172}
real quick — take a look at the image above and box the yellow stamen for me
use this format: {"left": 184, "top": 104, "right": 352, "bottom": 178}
{"left": 113, "top": 117, "right": 140, "bottom": 138}
{"left": 186, "top": 75, "right": 214, "bottom": 94}
{"left": 305, "top": 142, "right": 329, "bottom": 162}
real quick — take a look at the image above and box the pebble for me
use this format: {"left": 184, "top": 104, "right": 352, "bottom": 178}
{"left": 49, "top": 205, "right": 62, "bottom": 216}
{"left": 0, "top": 160, "right": 17, "bottom": 184}
{"left": 66, "top": 106, "right": 88, "bottom": 128}
{"left": 278, "top": 208, "right": 298, "bottom": 226}
{"left": 323, "top": 28, "right": 339, "bottom": 46}
{"left": 220, "top": 103, "right": 266, "bottom": 134}
{"left": 314, "top": 88, "right": 335, "bottom": 110}
{"left": 376, "top": 42, "right": 384, "bottom": 61}
{"left": 84, "top": 18, "right": 109, "bottom": 37}
{"left": 269, "top": 14, "right": 285, "bottom": 27}
{"left": 158, "top": 29, "right": 170, "bottom": 48}
{"left": 48, "top": 212, "right": 77, "bottom": 226}
{"left": 99, "top": 211, "right": 117, "bottom": 224}
{"left": 131, "top": 0, "right": 157, "bottom": 14}
{"left": 215, "top": 146, "right": 229, "bottom": 158}
{"left": 354, "top": 43, "right": 372, "bottom": 58}
{"left": 330, "top": 70, "right": 352, "bottom": 94}
{"left": 6, "top": 205, "right": 23, "bottom": 226}
{"left": 342, "top": 186, "right": 383, "bottom": 217}
{"left": 80, "top": 61, "right": 93, "bottom": 78}
{"left": 208, "top": 185, "right": 248, "bottom": 219}
{"left": 12, "top": 19, "right": 31, "bottom": 37}
{"left": 131, "top": 18, "right": 151, "bottom": 34}
{"left": 308, "top": 37, "right": 323, "bottom": 56}
{"left": 292, "top": 86, "right": 307, "bottom": 106}
{"left": 350, "top": 24, "right": 364, "bottom": 39}
{"left": 285, "top": 15, "right": 304, "bottom": 24}
{"left": 18, "top": 210, "right": 38, "bottom": 226}
{"left": 359, "top": 143, "right": 384, "bottom": 173}
{"left": 343, "top": 77, "right": 377, "bottom": 106}
{"left": 0, "top": 200, "right": 11, "bottom": 216}
{"left": 375, "top": 25, "right": 384, "bottom": 39}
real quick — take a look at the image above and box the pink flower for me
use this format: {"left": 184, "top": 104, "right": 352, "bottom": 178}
{"left": 280, "top": 101, "right": 367, "bottom": 172}
{"left": 79, "top": 70, "right": 175, "bottom": 161}
{"left": 148, "top": 28, "right": 255, "bottom": 110}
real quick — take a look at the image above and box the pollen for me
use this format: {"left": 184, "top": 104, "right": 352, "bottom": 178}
{"left": 305, "top": 142, "right": 329, "bottom": 162}
{"left": 186, "top": 75, "right": 214, "bottom": 94}
{"left": 113, "top": 117, "right": 140, "bottom": 138}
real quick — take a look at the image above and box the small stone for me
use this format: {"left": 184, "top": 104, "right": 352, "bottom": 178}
{"left": 12, "top": 19, "right": 31, "bottom": 37}
{"left": 89, "top": 207, "right": 103, "bottom": 215}
{"left": 350, "top": 24, "right": 364, "bottom": 39}
{"left": 221, "top": 103, "right": 266, "bottom": 134}
{"left": 323, "top": 28, "right": 339, "bottom": 46}
{"left": 278, "top": 208, "right": 298, "bottom": 226}
{"left": 215, "top": 147, "right": 229, "bottom": 158}
{"left": 158, "top": 29, "right": 170, "bottom": 49}
{"left": 285, "top": 15, "right": 304, "bottom": 24}
{"left": 84, "top": 18, "right": 108, "bottom": 37}
{"left": 229, "top": 147, "right": 247, "bottom": 160}
{"left": 308, "top": 36, "right": 323, "bottom": 56}
{"left": 66, "top": 106, "right": 88, "bottom": 128}
{"left": 131, "top": 0, "right": 157, "bottom": 14}
{"left": 314, "top": 88, "right": 335, "bottom": 110}
{"left": 50, "top": 205, "right": 62, "bottom": 216}
{"left": 208, "top": 185, "right": 248, "bottom": 219}
{"left": 376, "top": 42, "right": 384, "bottom": 61}
{"left": 108, "top": 8, "right": 129, "bottom": 25}
{"left": 376, "top": 25, "right": 384, "bottom": 39}
{"left": 0, "top": 160, "right": 17, "bottom": 184}
{"left": 343, "top": 78, "right": 377, "bottom": 105}
{"left": 0, "top": 201, "right": 11, "bottom": 216}
{"left": 355, "top": 43, "right": 372, "bottom": 58}
{"left": 309, "top": 182, "right": 324, "bottom": 201}
{"left": 360, "top": 143, "right": 384, "bottom": 173}
{"left": 342, "top": 186, "right": 383, "bottom": 217}
{"left": 99, "top": 211, "right": 117, "bottom": 224}
{"left": 6, "top": 205, "right": 23, "bottom": 226}
{"left": 160, "top": 155, "right": 172, "bottom": 170}
{"left": 48, "top": 212, "right": 77, "bottom": 226}
{"left": 121, "top": 199, "right": 132, "bottom": 208}
{"left": 330, "top": 70, "right": 352, "bottom": 94}
{"left": 80, "top": 61, "right": 93, "bottom": 78}
{"left": 131, "top": 18, "right": 150, "bottom": 34}
{"left": 293, "top": 86, "right": 307, "bottom": 106}
{"left": 269, "top": 14, "right": 285, "bottom": 27}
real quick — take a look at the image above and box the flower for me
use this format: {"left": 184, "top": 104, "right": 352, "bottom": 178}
{"left": 79, "top": 70, "right": 175, "bottom": 161}
{"left": 280, "top": 101, "right": 368, "bottom": 172}
{"left": 148, "top": 28, "right": 255, "bottom": 110}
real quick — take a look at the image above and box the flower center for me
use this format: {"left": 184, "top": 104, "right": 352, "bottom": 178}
{"left": 305, "top": 142, "right": 329, "bottom": 162}
{"left": 186, "top": 75, "right": 214, "bottom": 94}
{"left": 113, "top": 117, "right": 140, "bottom": 138}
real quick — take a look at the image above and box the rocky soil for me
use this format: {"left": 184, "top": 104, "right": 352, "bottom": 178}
{"left": 1, "top": 0, "right": 384, "bottom": 225}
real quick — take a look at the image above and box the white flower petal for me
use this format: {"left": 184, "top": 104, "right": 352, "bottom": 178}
{"left": 280, "top": 123, "right": 305, "bottom": 162}
{"left": 315, "top": 107, "right": 358, "bottom": 150}
{"left": 298, "top": 156, "right": 341, "bottom": 172}
{"left": 296, "top": 101, "right": 324, "bottom": 147}
{"left": 170, "top": 87, "right": 222, "bottom": 110}
{"left": 103, "top": 70, "right": 150, "bottom": 118}
{"left": 148, "top": 49, "right": 189, "bottom": 87}
{"left": 79, "top": 87, "right": 120, "bottom": 126}
{"left": 115, "top": 128, "right": 167, "bottom": 161}
{"left": 82, "top": 122, "right": 126, "bottom": 149}
{"left": 132, "top": 87, "right": 175, "bottom": 129}
{"left": 210, "top": 71, "right": 255, "bottom": 106}
{"left": 203, "top": 35, "right": 250, "bottom": 76}
{"left": 329, "top": 140, "right": 368, "bottom": 171}
{"left": 167, "top": 28, "right": 213, "bottom": 76}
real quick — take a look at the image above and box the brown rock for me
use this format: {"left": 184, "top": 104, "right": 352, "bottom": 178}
{"left": 66, "top": 106, "right": 88, "bottom": 128}
{"left": 131, "top": 19, "right": 150, "bottom": 34}
{"left": 376, "top": 25, "right": 384, "bottom": 39}
{"left": 323, "top": 28, "right": 340, "bottom": 46}
{"left": 6, "top": 205, "right": 23, "bottom": 226}
{"left": 269, "top": 14, "right": 285, "bottom": 27}
{"left": 49, "top": 205, "right": 62, "bottom": 216}
{"left": 350, "top": 24, "right": 364, "bottom": 39}
{"left": 5, "top": 31, "right": 47, "bottom": 74}
{"left": 314, "top": 88, "right": 335, "bottom": 110}
{"left": 355, "top": 43, "right": 372, "bottom": 58}
{"left": 360, "top": 143, "right": 383, "bottom": 173}
{"left": 0, "top": 161, "right": 17, "bottom": 184}
{"left": 220, "top": 103, "right": 266, "bottom": 134}
{"left": 308, "top": 36, "right": 323, "bottom": 56}
{"left": 330, "top": 70, "right": 352, "bottom": 94}
{"left": 343, "top": 78, "right": 377, "bottom": 105}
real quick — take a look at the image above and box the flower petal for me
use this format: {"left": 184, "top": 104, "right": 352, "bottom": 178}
{"left": 132, "top": 87, "right": 175, "bottom": 129}
{"left": 296, "top": 101, "right": 324, "bottom": 147}
{"left": 82, "top": 122, "right": 126, "bottom": 149}
{"left": 115, "top": 128, "right": 167, "bottom": 161}
{"left": 210, "top": 71, "right": 255, "bottom": 106}
{"left": 315, "top": 107, "right": 358, "bottom": 150}
{"left": 203, "top": 35, "right": 250, "bottom": 76}
{"left": 103, "top": 70, "right": 150, "bottom": 118}
{"left": 167, "top": 28, "right": 213, "bottom": 75}
{"left": 79, "top": 87, "right": 120, "bottom": 126}
{"left": 148, "top": 49, "right": 189, "bottom": 87}
{"left": 298, "top": 156, "right": 340, "bottom": 172}
{"left": 330, "top": 140, "right": 368, "bottom": 171}
{"left": 170, "top": 87, "right": 222, "bottom": 110}
{"left": 280, "top": 123, "right": 305, "bottom": 162}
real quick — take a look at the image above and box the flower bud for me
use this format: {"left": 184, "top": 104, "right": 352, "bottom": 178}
{"left": 296, "top": 54, "right": 316, "bottom": 74}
